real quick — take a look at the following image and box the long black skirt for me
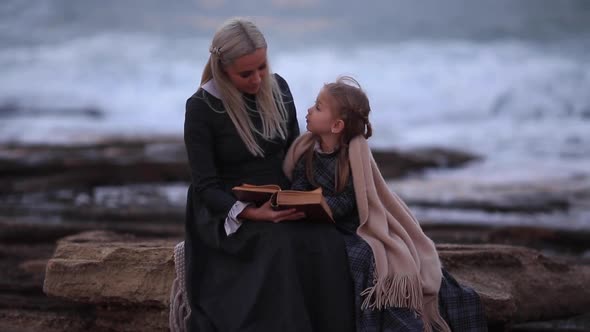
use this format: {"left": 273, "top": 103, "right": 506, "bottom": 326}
{"left": 185, "top": 211, "right": 356, "bottom": 332}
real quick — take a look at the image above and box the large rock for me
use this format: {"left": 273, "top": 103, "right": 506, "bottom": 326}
{"left": 43, "top": 231, "right": 177, "bottom": 332}
{"left": 0, "top": 223, "right": 181, "bottom": 332}
{"left": 0, "top": 229, "right": 95, "bottom": 332}
{"left": 0, "top": 138, "right": 189, "bottom": 194}
{"left": 0, "top": 183, "right": 188, "bottom": 223}
{"left": 0, "top": 140, "right": 479, "bottom": 194}
{"left": 43, "top": 231, "right": 590, "bottom": 331}
{"left": 44, "top": 231, "right": 176, "bottom": 307}
{"left": 438, "top": 244, "right": 590, "bottom": 326}
{"left": 373, "top": 147, "right": 481, "bottom": 179}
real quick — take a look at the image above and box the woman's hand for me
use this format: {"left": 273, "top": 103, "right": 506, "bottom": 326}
{"left": 238, "top": 200, "right": 305, "bottom": 223}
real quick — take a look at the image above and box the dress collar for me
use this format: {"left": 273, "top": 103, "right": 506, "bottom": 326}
{"left": 201, "top": 79, "right": 221, "bottom": 99}
{"left": 202, "top": 79, "right": 257, "bottom": 102}
{"left": 314, "top": 140, "right": 339, "bottom": 155}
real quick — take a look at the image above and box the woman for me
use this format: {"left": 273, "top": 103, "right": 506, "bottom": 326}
{"left": 182, "top": 18, "right": 356, "bottom": 332}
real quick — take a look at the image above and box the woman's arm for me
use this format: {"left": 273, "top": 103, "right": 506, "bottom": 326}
{"left": 184, "top": 97, "right": 237, "bottom": 217}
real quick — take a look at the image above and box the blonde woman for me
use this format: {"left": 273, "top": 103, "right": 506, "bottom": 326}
{"left": 182, "top": 18, "right": 355, "bottom": 331}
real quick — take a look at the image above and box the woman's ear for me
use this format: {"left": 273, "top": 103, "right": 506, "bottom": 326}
{"left": 331, "top": 119, "right": 345, "bottom": 134}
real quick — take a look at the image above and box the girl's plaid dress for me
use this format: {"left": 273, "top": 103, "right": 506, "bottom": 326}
{"left": 291, "top": 145, "right": 488, "bottom": 332}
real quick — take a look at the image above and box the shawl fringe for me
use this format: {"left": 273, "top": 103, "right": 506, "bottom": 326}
{"left": 360, "top": 273, "right": 424, "bottom": 311}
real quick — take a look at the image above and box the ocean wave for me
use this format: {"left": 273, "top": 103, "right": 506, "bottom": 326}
{"left": 0, "top": 33, "right": 589, "bottom": 170}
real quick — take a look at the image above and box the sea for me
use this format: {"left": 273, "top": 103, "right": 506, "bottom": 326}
{"left": 1, "top": 0, "right": 590, "bottom": 186}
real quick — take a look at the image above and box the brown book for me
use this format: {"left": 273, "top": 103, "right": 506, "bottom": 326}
{"left": 231, "top": 184, "right": 334, "bottom": 223}
{"left": 231, "top": 183, "right": 282, "bottom": 205}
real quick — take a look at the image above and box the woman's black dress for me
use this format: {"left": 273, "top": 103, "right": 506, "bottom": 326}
{"left": 183, "top": 74, "right": 356, "bottom": 332}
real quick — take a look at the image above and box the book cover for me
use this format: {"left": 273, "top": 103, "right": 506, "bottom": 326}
{"left": 231, "top": 184, "right": 334, "bottom": 223}
{"left": 231, "top": 183, "right": 281, "bottom": 205}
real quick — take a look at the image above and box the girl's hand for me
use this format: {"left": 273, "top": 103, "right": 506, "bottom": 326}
{"left": 239, "top": 200, "right": 305, "bottom": 223}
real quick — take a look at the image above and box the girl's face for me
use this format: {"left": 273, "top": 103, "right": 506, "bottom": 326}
{"left": 224, "top": 48, "right": 268, "bottom": 95}
{"left": 306, "top": 88, "right": 342, "bottom": 135}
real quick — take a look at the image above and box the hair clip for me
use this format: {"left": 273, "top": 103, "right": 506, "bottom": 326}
{"left": 209, "top": 46, "right": 222, "bottom": 56}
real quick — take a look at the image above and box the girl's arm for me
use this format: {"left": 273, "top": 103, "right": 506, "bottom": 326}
{"left": 290, "top": 158, "right": 314, "bottom": 191}
{"left": 324, "top": 180, "right": 356, "bottom": 220}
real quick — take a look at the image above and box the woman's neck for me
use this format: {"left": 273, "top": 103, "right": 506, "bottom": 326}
{"left": 318, "top": 134, "right": 340, "bottom": 153}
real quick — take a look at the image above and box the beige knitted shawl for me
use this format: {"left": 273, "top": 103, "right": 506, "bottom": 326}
{"left": 283, "top": 132, "right": 450, "bottom": 332}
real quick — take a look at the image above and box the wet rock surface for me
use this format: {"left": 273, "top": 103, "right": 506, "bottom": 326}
{"left": 0, "top": 139, "right": 477, "bottom": 194}
{"left": 1, "top": 138, "right": 588, "bottom": 331}
{"left": 389, "top": 173, "right": 590, "bottom": 231}
{"left": 40, "top": 231, "right": 590, "bottom": 332}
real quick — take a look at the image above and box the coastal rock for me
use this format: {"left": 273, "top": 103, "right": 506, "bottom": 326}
{"left": 43, "top": 231, "right": 590, "bottom": 331}
{"left": 422, "top": 224, "right": 590, "bottom": 264}
{"left": 0, "top": 138, "right": 189, "bottom": 194}
{"left": 0, "top": 183, "right": 187, "bottom": 222}
{"left": 389, "top": 174, "right": 590, "bottom": 232}
{"left": 0, "top": 140, "right": 479, "bottom": 194}
{"left": 372, "top": 147, "right": 481, "bottom": 179}
{"left": 44, "top": 231, "right": 177, "bottom": 306}
{"left": 0, "top": 103, "right": 104, "bottom": 119}
{"left": 0, "top": 219, "right": 184, "bottom": 332}
{"left": 437, "top": 244, "right": 590, "bottom": 326}
{"left": 0, "top": 233, "right": 94, "bottom": 332}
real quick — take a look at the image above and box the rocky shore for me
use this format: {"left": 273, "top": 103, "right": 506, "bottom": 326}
{"left": 1, "top": 138, "right": 589, "bottom": 331}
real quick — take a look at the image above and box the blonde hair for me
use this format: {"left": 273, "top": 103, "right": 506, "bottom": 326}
{"left": 305, "top": 76, "right": 372, "bottom": 192}
{"left": 200, "top": 17, "right": 289, "bottom": 157}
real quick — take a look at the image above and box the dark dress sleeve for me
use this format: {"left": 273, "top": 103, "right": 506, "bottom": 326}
{"left": 290, "top": 157, "right": 314, "bottom": 191}
{"left": 324, "top": 179, "right": 357, "bottom": 220}
{"left": 184, "top": 96, "right": 237, "bottom": 218}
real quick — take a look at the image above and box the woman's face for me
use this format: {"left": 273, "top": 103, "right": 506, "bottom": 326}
{"left": 224, "top": 48, "right": 268, "bottom": 95}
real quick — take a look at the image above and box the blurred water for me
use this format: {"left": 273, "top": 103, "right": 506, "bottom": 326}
{"left": 1, "top": 0, "right": 589, "bottom": 181}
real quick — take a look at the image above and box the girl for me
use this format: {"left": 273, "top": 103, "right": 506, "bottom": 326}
{"left": 283, "top": 77, "right": 488, "bottom": 332}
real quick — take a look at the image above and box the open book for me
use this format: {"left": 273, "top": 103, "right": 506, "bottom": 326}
{"left": 231, "top": 184, "right": 334, "bottom": 223}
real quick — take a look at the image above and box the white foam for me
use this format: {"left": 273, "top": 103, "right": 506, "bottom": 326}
{"left": 1, "top": 34, "right": 589, "bottom": 181}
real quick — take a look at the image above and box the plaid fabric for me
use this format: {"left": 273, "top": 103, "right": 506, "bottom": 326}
{"left": 291, "top": 145, "right": 488, "bottom": 331}
{"left": 342, "top": 233, "right": 488, "bottom": 332}
{"left": 290, "top": 148, "right": 357, "bottom": 220}
{"left": 438, "top": 267, "right": 488, "bottom": 332}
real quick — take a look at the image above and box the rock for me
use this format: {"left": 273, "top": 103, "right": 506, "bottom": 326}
{"left": 0, "top": 218, "right": 183, "bottom": 243}
{"left": 507, "top": 313, "right": 590, "bottom": 332}
{"left": 389, "top": 174, "right": 590, "bottom": 231}
{"left": 18, "top": 259, "right": 49, "bottom": 275}
{"left": 44, "top": 231, "right": 177, "bottom": 306}
{"left": 0, "top": 307, "right": 93, "bottom": 332}
{"left": 422, "top": 224, "right": 590, "bottom": 264}
{"left": 93, "top": 305, "right": 169, "bottom": 332}
{"left": 0, "top": 140, "right": 480, "bottom": 194}
{"left": 437, "top": 244, "right": 590, "bottom": 327}
{"left": 43, "top": 231, "right": 590, "bottom": 331}
{"left": 0, "top": 183, "right": 187, "bottom": 222}
{"left": 0, "top": 139, "right": 189, "bottom": 193}
{"left": 37, "top": 231, "right": 176, "bottom": 331}
{"left": 0, "top": 235, "right": 95, "bottom": 332}
{"left": 0, "top": 217, "right": 185, "bottom": 332}
{"left": 373, "top": 147, "right": 481, "bottom": 179}
{"left": 389, "top": 176, "right": 578, "bottom": 213}
{"left": 0, "top": 102, "right": 104, "bottom": 119}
